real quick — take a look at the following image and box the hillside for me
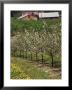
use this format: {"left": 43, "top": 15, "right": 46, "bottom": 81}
{"left": 11, "top": 17, "right": 61, "bottom": 79}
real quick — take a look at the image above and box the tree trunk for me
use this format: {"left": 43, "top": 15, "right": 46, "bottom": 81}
{"left": 14, "top": 51, "right": 15, "bottom": 57}
{"left": 50, "top": 53, "right": 54, "bottom": 67}
{"left": 52, "top": 55, "right": 53, "bottom": 67}
{"left": 41, "top": 48, "right": 44, "bottom": 64}
{"left": 31, "top": 52, "right": 32, "bottom": 60}
{"left": 36, "top": 52, "right": 37, "bottom": 61}
{"left": 41, "top": 53, "right": 44, "bottom": 64}
{"left": 14, "top": 51, "right": 16, "bottom": 57}
{"left": 26, "top": 49, "right": 27, "bottom": 59}
{"left": 16, "top": 51, "right": 17, "bottom": 57}
{"left": 20, "top": 50, "right": 21, "bottom": 57}
{"left": 23, "top": 51, "right": 24, "bottom": 58}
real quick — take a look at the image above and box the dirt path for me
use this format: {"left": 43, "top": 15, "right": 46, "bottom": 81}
{"left": 17, "top": 57, "right": 61, "bottom": 79}
{"left": 29, "top": 61, "right": 61, "bottom": 79}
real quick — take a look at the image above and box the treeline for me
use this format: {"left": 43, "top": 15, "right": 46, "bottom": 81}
{"left": 11, "top": 17, "right": 61, "bottom": 35}
{"left": 11, "top": 17, "right": 61, "bottom": 67}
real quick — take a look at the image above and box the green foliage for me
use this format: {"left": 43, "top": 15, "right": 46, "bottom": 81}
{"left": 11, "top": 18, "right": 45, "bottom": 35}
{"left": 11, "top": 17, "right": 61, "bottom": 34}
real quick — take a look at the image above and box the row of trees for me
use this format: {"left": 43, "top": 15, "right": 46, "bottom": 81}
{"left": 11, "top": 18, "right": 61, "bottom": 67}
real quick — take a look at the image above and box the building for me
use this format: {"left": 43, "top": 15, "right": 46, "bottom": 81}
{"left": 18, "top": 11, "right": 59, "bottom": 20}
{"left": 39, "top": 12, "right": 59, "bottom": 19}
{"left": 18, "top": 12, "right": 39, "bottom": 20}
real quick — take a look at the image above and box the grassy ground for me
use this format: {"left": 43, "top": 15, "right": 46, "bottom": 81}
{"left": 11, "top": 57, "right": 61, "bottom": 79}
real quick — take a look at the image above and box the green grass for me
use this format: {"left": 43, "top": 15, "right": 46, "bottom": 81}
{"left": 11, "top": 57, "right": 61, "bottom": 79}
{"left": 11, "top": 57, "right": 49, "bottom": 79}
